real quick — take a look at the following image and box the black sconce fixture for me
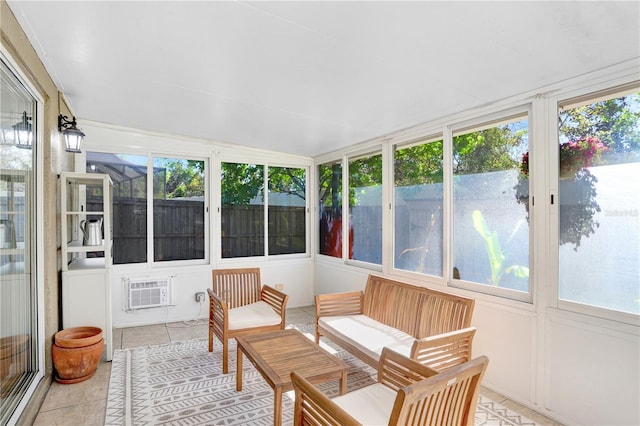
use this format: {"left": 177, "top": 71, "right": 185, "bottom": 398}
{"left": 58, "top": 114, "right": 85, "bottom": 153}
{"left": 13, "top": 111, "right": 33, "bottom": 149}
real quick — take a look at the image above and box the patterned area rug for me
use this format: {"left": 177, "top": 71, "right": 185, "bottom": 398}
{"left": 105, "top": 326, "right": 540, "bottom": 426}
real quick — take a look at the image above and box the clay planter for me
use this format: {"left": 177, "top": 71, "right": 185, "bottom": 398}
{"left": 52, "top": 326, "right": 104, "bottom": 384}
{"left": 0, "top": 334, "right": 29, "bottom": 397}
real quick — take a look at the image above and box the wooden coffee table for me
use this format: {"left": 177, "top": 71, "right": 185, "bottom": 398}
{"left": 236, "top": 328, "right": 348, "bottom": 426}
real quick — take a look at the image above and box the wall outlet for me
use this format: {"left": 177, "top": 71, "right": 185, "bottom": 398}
{"left": 195, "top": 292, "right": 205, "bottom": 302}
{"left": 275, "top": 284, "right": 284, "bottom": 291}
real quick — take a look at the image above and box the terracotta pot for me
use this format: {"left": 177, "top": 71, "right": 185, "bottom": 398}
{"left": 52, "top": 327, "right": 104, "bottom": 384}
{"left": 54, "top": 326, "right": 103, "bottom": 348}
{"left": 0, "top": 334, "right": 29, "bottom": 397}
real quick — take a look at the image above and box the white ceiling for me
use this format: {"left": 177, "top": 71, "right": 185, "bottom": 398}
{"left": 7, "top": 1, "right": 640, "bottom": 157}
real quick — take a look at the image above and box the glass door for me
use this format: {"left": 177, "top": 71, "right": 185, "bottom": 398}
{"left": 0, "top": 57, "right": 38, "bottom": 424}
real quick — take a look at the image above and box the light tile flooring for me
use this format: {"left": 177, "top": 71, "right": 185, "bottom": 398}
{"left": 33, "top": 306, "right": 562, "bottom": 426}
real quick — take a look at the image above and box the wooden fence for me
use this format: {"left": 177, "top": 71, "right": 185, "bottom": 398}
{"left": 89, "top": 198, "right": 305, "bottom": 262}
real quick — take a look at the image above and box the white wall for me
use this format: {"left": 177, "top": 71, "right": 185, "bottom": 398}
{"left": 110, "top": 258, "right": 314, "bottom": 328}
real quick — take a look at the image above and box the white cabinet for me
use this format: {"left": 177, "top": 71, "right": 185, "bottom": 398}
{"left": 61, "top": 268, "right": 112, "bottom": 360}
{"left": 60, "top": 172, "right": 113, "bottom": 360}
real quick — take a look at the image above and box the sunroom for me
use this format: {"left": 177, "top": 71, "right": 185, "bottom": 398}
{"left": 1, "top": 1, "right": 639, "bottom": 425}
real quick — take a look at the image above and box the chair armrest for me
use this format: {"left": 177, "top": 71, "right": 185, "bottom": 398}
{"left": 378, "top": 347, "right": 438, "bottom": 391}
{"left": 410, "top": 327, "right": 476, "bottom": 372}
{"left": 291, "top": 371, "right": 361, "bottom": 426}
{"left": 261, "top": 285, "right": 289, "bottom": 321}
{"left": 208, "top": 288, "right": 229, "bottom": 326}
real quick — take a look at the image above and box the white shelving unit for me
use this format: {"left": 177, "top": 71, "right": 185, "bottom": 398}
{"left": 60, "top": 172, "right": 113, "bottom": 360}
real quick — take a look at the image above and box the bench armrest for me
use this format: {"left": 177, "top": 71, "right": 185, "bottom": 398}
{"left": 410, "top": 327, "right": 476, "bottom": 372}
{"left": 315, "top": 291, "right": 363, "bottom": 318}
{"left": 314, "top": 291, "right": 363, "bottom": 343}
{"left": 261, "top": 285, "right": 289, "bottom": 323}
{"left": 291, "top": 371, "right": 361, "bottom": 426}
{"left": 378, "top": 347, "right": 438, "bottom": 391}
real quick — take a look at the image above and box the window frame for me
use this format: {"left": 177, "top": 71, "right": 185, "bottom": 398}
{"left": 550, "top": 83, "right": 640, "bottom": 325}
{"left": 391, "top": 134, "right": 445, "bottom": 278}
{"left": 346, "top": 149, "right": 384, "bottom": 268}
{"left": 218, "top": 159, "right": 311, "bottom": 261}
{"left": 446, "top": 105, "right": 534, "bottom": 304}
{"left": 150, "top": 154, "right": 208, "bottom": 265}
{"left": 86, "top": 149, "right": 210, "bottom": 268}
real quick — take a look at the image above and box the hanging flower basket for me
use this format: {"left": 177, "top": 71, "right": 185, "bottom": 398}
{"left": 515, "top": 136, "right": 608, "bottom": 249}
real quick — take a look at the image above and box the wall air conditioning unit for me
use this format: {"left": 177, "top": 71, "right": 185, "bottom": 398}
{"left": 126, "top": 276, "right": 173, "bottom": 310}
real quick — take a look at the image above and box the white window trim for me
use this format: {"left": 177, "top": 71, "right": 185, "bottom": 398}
{"left": 446, "top": 105, "right": 534, "bottom": 304}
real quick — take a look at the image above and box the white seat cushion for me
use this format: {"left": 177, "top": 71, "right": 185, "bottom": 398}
{"left": 228, "top": 301, "right": 281, "bottom": 330}
{"left": 331, "top": 383, "right": 395, "bottom": 425}
{"left": 318, "top": 315, "right": 414, "bottom": 361}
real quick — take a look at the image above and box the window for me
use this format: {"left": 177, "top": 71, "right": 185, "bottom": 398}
{"left": 87, "top": 153, "right": 207, "bottom": 264}
{"left": 221, "top": 162, "right": 307, "bottom": 258}
{"left": 87, "top": 153, "right": 148, "bottom": 264}
{"left": 220, "top": 162, "right": 264, "bottom": 258}
{"left": 349, "top": 153, "right": 382, "bottom": 265}
{"left": 153, "top": 157, "right": 205, "bottom": 262}
{"left": 452, "top": 115, "right": 530, "bottom": 296}
{"left": 0, "top": 57, "right": 39, "bottom": 425}
{"left": 557, "top": 89, "right": 640, "bottom": 315}
{"left": 394, "top": 137, "right": 444, "bottom": 276}
{"left": 318, "top": 160, "right": 344, "bottom": 258}
{"left": 268, "top": 166, "right": 306, "bottom": 255}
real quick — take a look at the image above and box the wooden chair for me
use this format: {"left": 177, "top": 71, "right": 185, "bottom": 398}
{"left": 291, "top": 347, "right": 488, "bottom": 426}
{"left": 411, "top": 327, "right": 476, "bottom": 372}
{"left": 208, "top": 267, "right": 288, "bottom": 374}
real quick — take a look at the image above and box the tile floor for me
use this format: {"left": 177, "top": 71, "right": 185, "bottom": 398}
{"left": 33, "top": 306, "right": 562, "bottom": 425}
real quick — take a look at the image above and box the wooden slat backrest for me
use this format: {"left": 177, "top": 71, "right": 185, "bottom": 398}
{"left": 362, "top": 275, "right": 475, "bottom": 339}
{"left": 390, "top": 355, "right": 488, "bottom": 426}
{"left": 212, "top": 267, "right": 261, "bottom": 309}
{"left": 416, "top": 290, "right": 475, "bottom": 338}
{"left": 362, "top": 275, "right": 428, "bottom": 337}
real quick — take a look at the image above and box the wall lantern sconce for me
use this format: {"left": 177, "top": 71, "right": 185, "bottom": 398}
{"left": 8, "top": 111, "right": 33, "bottom": 149}
{"left": 58, "top": 114, "right": 85, "bottom": 153}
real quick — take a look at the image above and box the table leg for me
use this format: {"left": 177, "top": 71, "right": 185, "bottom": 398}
{"left": 273, "top": 387, "right": 282, "bottom": 426}
{"left": 339, "top": 370, "right": 347, "bottom": 395}
{"left": 236, "top": 347, "right": 243, "bottom": 391}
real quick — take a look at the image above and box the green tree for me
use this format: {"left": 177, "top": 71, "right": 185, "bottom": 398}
{"left": 559, "top": 93, "right": 640, "bottom": 159}
{"left": 453, "top": 125, "right": 527, "bottom": 175}
{"left": 268, "top": 166, "right": 306, "bottom": 201}
{"left": 221, "top": 162, "right": 264, "bottom": 205}
{"left": 161, "top": 159, "right": 204, "bottom": 198}
{"left": 394, "top": 141, "right": 443, "bottom": 185}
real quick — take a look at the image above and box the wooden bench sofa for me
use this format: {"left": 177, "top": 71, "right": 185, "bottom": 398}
{"left": 315, "top": 274, "right": 476, "bottom": 369}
